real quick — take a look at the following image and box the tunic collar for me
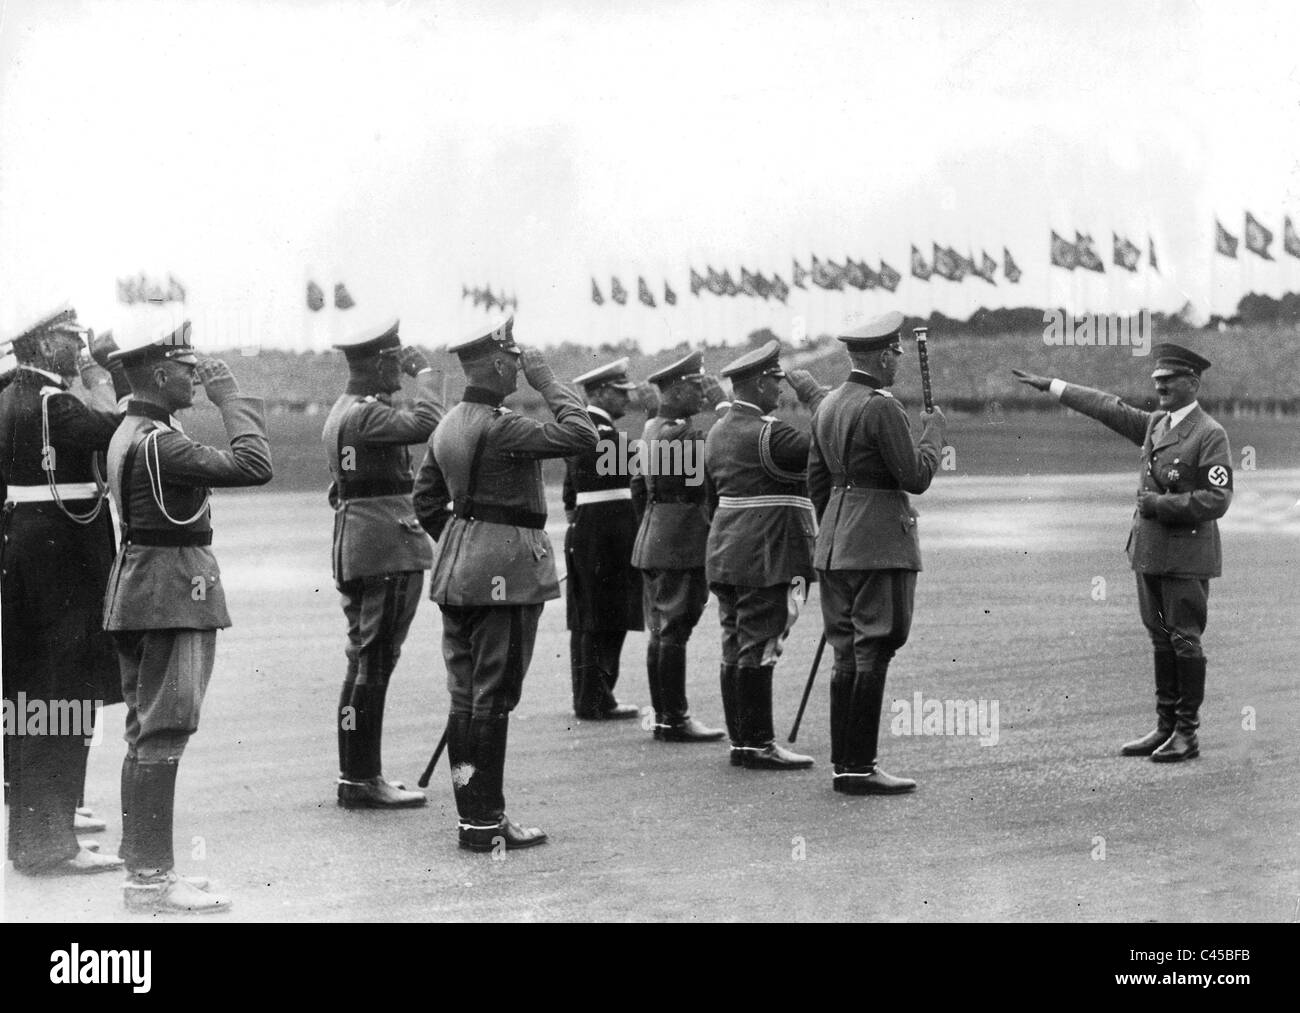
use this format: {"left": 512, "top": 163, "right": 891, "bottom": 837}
{"left": 18, "top": 365, "right": 68, "bottom": 389}
{"left": 1165, "top": 401, "right": 1199, "bottom": 430}
{"left": 126, "top": 400, "right": 175, "bottom": 426}
{"left": 462, "top": 385, "right": 504, "bottom": 407}
{"left": 847, "top": 369, "right": 884, "bottom": 389}
{"left": 730, "top": 399, "right": 763, "bottom": 415}
{"left": 587, "top": 405, "right": 614, "bottom": 424}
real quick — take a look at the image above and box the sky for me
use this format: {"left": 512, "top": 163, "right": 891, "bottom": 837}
{"left": 2, "top": 0, "right": 1299, "bottom": 352}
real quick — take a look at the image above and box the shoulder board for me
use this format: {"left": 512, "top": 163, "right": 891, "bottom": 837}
{"left": 873, "top": 389, "right": 893, "bottom": 399}
{"left": 40, "top": 385, "right": 64, "bottom": 397}
{"left": 761, "top": 414, "right": 778, "bottom": 423}
{"left": 361, "top": 395, "right": 378, "bottom": 404}
{"left": 494, "top": 405, "right": 513, "bottom": 416}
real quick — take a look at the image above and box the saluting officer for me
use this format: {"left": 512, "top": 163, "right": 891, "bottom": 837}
{"left": 1, "top": 305, "right": 130, "bottom": 876}
{"left": 808, "top": 312, "right": 947, "bottom": 795}
{"left": 562, "top": 357, "right": 643, "bottom": 720}
{"left": 630, "top": 351, "right": 727, "bottom": 743}
{"left": 324, "top": 318, "right": 443, "bottom": 808}
{"left": 414, "top": 318, "right": 596, "bottom": 852}
{"left": 704, "top": 341, "right": 827, "bottom": 769}
{"left": 104, "top": 321, "right": 272, "bottom": 913}
{"left": 1013, "top": 344, "right": 1231, "bottom": 762}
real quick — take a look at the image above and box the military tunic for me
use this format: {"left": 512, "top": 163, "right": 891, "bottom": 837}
{"left": 1, "top": 367, "right": 121, "bottom": 871}
{"left": 104, "top": 397, "right": 272, "bottom": 761}
{"left": 630, "top": 412, "right": 711, "bottom": 645}
{"left": 323, "top": 382, "right": 441, "bottom": 780}
{"left": 1056, "top": 383, "right": 1232, "bottom": 658}
{"left": 704, "top": 397, "right": 823, "bottom": 668}
{"left": 414, "top": 383, "right": 597, "bottom": 716}
{"left": 808, "top": 371, "right": 943, "bottom": 770}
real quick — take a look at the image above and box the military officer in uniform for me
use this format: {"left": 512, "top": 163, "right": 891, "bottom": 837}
{"left": 808, "top": 311, "right": 947, "bottom": 795}
{"left": 1013, "top": 344, "right": 1231, "bottom": 762}
{"left": 630, "top": 351, "right": 728, "bottom": 743}
{"left": 324, "top": 318, "right": 443, "bottom": 808}
{"left": 704, "top": 340, "right": 828, "bottom": 769}
{"left": 562, "top": 358, "right": 644, "bottom": 720}
{"left": 1, "top": 306, "right": 130, "bottom": 875}
{"left": 105, "top": 321, "right": 272, "bottom": 912}
{"left": 414, "top": 318, "right": 596, "bottom": 851}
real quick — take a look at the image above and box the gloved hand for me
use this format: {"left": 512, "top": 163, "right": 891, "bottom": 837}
{"left": 634, "top": 381, "right": 660, "bottom": 416}
{"left": 701, "top": 374, "right": 727, "bottom": 410}
{"left": 1137, "top": 491, "right": 1159, "bottom": 518}
{"left": 196, "top": 357, "right": 240, "bottom": 406}
{"left": 785, "top": 368, "right": 822, "bottom": 404}
{"left": 89, "top": 330, "right": 119, "bottom": 369}
{"left": 565, "top": 509, "right": 576, "bottom": 525}
{"left": 520, "top": 348, "right": 557, "bottom": 391}
{"left": 398, "top": 346, "right": 431, "bottom": 377}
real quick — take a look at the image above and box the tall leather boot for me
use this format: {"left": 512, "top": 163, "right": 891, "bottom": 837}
{"left": 1121, "top": 651, "right": 1178, "bottom": 755}
{"left": 833, "top": 661, "right": 915, "bottom": 795}
{"left": 337, "top": 681, "right": 426, "bottom": 809}
{"left": 1152, "top": 656, "right": 1204, "bottom": 762}
{"left": 336, "top": 659, "right": 358, "bottom": 779}
{"left": 720, "top": 663, "right": 743, "bottom": 764}
{"left": 123, "top": 760, "right": 229, "bottom": 914}
{"left": 456, "top": 715, "right": 547, "bottom": 852}
{"left": 591, "top": 631, "right": 637, "bottom": 718}
{"left": 119, "top": 753, "right": 138, "bottom": 870}
{"left": 654, "top": 642, "right": 724, "bottom": 742}
{"left": 828, "top": 667, "right": 855, "bottom": 769}
{"left": 738, "top": 665, "right": 813, "bottom": 770}
{"left": 646, "top": 638, "right": 663, "bottom": 725}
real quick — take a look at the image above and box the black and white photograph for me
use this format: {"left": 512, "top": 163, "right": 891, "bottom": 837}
{"left": 1, "top": 0, "right": 1296, "bottom": 953}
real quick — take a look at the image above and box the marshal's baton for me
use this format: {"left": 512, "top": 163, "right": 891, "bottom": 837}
{"left": 913, "top": 326, "right": 934, "bottom": 413}
{"left": 417, "top": 724, "right": 449, "bottom": 788}
{"left": 788, "top": 633, "right": 827, "bottom": 743}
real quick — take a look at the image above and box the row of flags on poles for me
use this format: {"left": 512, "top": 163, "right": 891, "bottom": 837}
{"left": 461, "top": 285, "right": 519, "bottom": 313}
{"left": 1049, "top": 232, "right": 1157, "bottom": 273}
{"left": 1215, "top": 213, "right": 1300, "bottom": 261}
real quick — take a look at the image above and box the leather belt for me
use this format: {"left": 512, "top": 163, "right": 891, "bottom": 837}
{"left": 716, "top": 494, "right": 814, "bottom": 510}
{"left": 125, "top": 528, "right": 213, "bottom": 547}
{"left": 451, "top": 500, "right": 546, "bottom": 530}
{"left": 337, "top": 478, "right": 413, "bottom": 500}
{"left": 830, "top": 477, "right": 900, "bottom": 491}
{"left": 575, "top": 488, "right": 632, "bottom": 506}
{"left": 5, "top": 482, "right": 100, "bottom": 503}
{"left": 650, "top": 493, "right": 702, "bottom": 504}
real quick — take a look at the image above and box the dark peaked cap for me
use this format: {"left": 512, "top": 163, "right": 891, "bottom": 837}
{"left": 448, "top": 315, "right": 521, "bottom": 361}
{"left": 647, "top": 349, "right": 704, "bottom": 387}
{"left": 108, "top": 320, "right": 198, "bottom": 366}
{"left": 573, "top": 357, "right": 638, "bottom": 390}
{"left": 721, "top": 339, "right": 786, "bottom": 382}
{"left": 837, "top": 310, "right": 905, "bottom": 350}
{"left": 1150, "top": 343, "right": 1212, "bottom": 379}
{"left": 333, "top": 318, "right": 401, "bottom": 362}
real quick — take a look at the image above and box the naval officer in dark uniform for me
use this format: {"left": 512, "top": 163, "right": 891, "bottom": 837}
{"left": 808, "top": 311, "right": 947, "bottom": 795}
{"left": 324, "top": 318, "right": 443, "bottom": 808}
{"left": 630, "top": 351, "right": 727, "bottom": 743}
{"left": 704, "top": 340, "right": 827, "bottom": 769}
{"left": 1, "top": 306, "right": 130, "bottom": 875}
{"left": 414, "top": 318, "right": 597, "bottom": 851}
{"left": 562, "top": 357, "right": 643, "bottom": 720}
{"left": 104, "top": 321, "right": 272, "bottom": 912}
{"left": 1013, "top": 344, "right": 1232, "bottom": 762}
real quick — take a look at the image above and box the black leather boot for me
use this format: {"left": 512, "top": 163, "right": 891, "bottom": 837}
{"left": 1121, "top": 650, "right": 1178, "bottom": 755}
{"left": 574, "top": 632, "right": 638, "bottom": 719}
{"left": 337, "top": 682, "right": 425, "bottom": 808}
{"left": 654, "top": 642, "right": 724, "bottom": 742}
{"left": 739, "top": 666, "right": 813, "bottom": 770}
{"left": 1152, "top": 656, "right": 1204, "bottom": 762}
{"left": 129, "top": 760, "right": 178, "bottom": 874}
{"left": 828, "top": 667, "right": 854, "bottom": 769}
{"left": 720, "top": 663, "right": 743, "bottom": 764}
{"left": 833, "top": 662, "right": 915, "bottom": 795}
{"left": 457, "top": 715, "right": 547, "bottom": 852}
{"left": 119, "top": 754, "right": 138, "bottom": 870}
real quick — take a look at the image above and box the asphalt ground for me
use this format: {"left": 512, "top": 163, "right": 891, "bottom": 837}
{"left": 5, "top": 462, "right": 1297, "bottom": 923}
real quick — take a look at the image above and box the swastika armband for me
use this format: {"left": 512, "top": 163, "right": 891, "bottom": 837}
{"left": 1197, "top": 464, "right": 1233, "bottom": 490}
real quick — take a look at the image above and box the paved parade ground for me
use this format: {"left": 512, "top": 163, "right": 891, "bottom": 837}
{"left": 5, "top": 463, "right": 1298, "bottom": 923}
